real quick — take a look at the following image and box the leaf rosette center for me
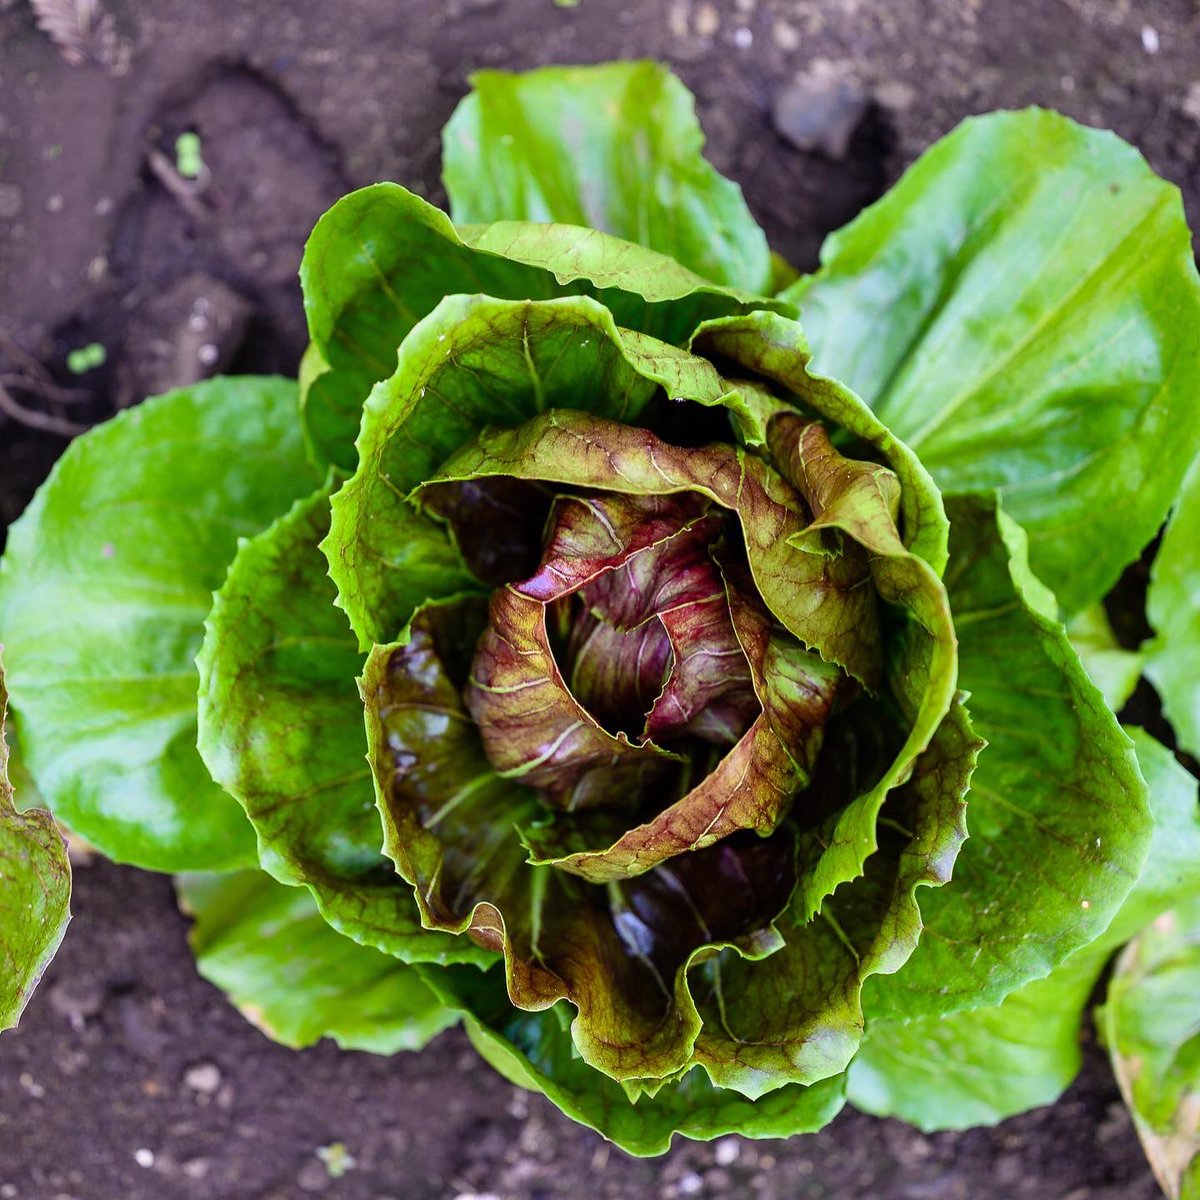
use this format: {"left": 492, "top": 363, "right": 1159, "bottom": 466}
{"left": 430, "top": 475, "right": 851, "bottom": 882}
{"left": 353, "top": 313, "right": 971, "bottom": 1092}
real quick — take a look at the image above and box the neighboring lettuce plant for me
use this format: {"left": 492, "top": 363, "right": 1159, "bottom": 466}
{"left": 1, "top": 61, "right": 1199, "bottom": 1174}
{"left": 0, "top": 655, "right": 70, "bottom": 1027}
{"left": 1103, "top": 893, "right": 1200, "bottom": 1200}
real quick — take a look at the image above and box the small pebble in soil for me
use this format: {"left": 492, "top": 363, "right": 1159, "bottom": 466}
{"left": 773, "top": 19, "right": 800, "bottom": 51}
{"left": 875, "top": 79, "right": 916, "bottom": 111}
{"left": 694, "top": 2, "right": 719, "bottom": 37}
{"left": 1141, "top": 25, "right": 1159, "bottom": 53}
{"left": 714, "top": 1137, "right": 740, "bottom": 1166}
{"left": 134, "top": 1148, "right": 155, "bottom": 1169}
{"left": 183, "top": 1061, "right": 222, "bottom": 1094}
{"left": 772, "top": 68, "right": 871, "bottom": 159}
{"left": 1184, "top": 81, "right": 1200, "bottom": 121}
{"left": 0, "top": 182, "right": 23, "bottom": 219}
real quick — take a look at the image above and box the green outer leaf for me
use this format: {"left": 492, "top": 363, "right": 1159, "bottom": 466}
{"left": 850, "top": 727, "right": 1200, "bottom": 1130}
{"left": 196, "top": 481, "right": 479, "bottom": 965}
{"left": 323, "top": 295, "right": 739, "bottom": 649}
{"left": 850, "top": 940, "right": 1106, "bottom": 1132}
{"left": 1146, "top": 453, "right": 1200, "bottom": 758}
{"left": 0, "top": 378, "right": 318, "bottom": 872}
{"left": 299, "top": 183, "right": 783, "bottom": 471}
{"left": 789, "top": 108, "right": 1200, "bottom": 615}
{"left": 1103, "top": 891, "right": 1200, "bottom": 1200}
{"left": 443, "top": 61, "right": 771, "bottom": 293}
{"left": 1, "top": 654, "right": 71, "bottom": 1029}
{"left": 176, "top": 870, "right": 458, "bottom": 1054}
{"left": 1068, "top": 604, "right": 1145, "bottom": 715}
{"left": 421, "top": 964, "right": 847, "bottom": 1156}
{"left": 862, "top": 495, "right": 1152, "bottom": 1021}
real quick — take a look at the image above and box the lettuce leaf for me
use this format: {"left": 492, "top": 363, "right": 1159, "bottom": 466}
{"left": 176, "top": 869, "right": 457, "bottom": 1054}
{"left": 0, "top": 378, "right": 319, "bottom": 871}
{"left": 196, "top": 480, "right": 479, "bottom": 964}
{"left": 850, "top": 728, "right": 1200, "bottom": 1128}
{"left": 0, "top": 653, "right": 70, "bottom": 1029}
{"left": 442, "top": 61, "right": 772, "bottom": 293}
{"left": 790, "top": 109, "right": 1200, "bottom": 616}
{"left": 861, "top": 496, "right": 1151, "bottom": 1021}
{"left": 1102, "top": 888, "right": 1200, "bottom": 1200}
{"left": 300, "top": 183, "right": 783, "bottom": 471}
{"left": 1146, "top": 454, "right": 1200, "bottom": 759}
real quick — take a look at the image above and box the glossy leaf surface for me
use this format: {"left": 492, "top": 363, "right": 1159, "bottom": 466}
{"left": 443, "top": 61, "right": 772, "bottom": 292}
{"left": 197, "top": 482, "right": 477, "bottom": 964}
{"left": 177, "top": 870, "right": 457, "bottom": 1054}
{"left": 0, "top": 379, "right": 317, "bottom": 870}
{"left": 861, "top": 496, "right": 1151, "bottom": 1022}
{"left": 1146, "top": 455, "right": 1200, "bottom": 758}
{"left": 324, "top": 295, "right": 741, "bottom": 649}
{"left": 790, "top": 109, "right": 1200, "bottom": 614}
{"left": 851, "top": 728, "right": 1200, "bottom": 1128}
{"left": 300, "top": 182, "right": 780, "bottom": 470}
{"left": 0, "top": 655, "right": 70, "bottom": 1029}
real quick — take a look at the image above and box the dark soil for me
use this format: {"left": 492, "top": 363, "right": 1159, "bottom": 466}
{"left": 2, "top": 0, "right": 1199, "bottom": 1196}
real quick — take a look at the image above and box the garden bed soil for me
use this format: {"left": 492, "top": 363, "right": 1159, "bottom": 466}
{"left": 3, "top": 1, "right": 1199, "bottom": 1196}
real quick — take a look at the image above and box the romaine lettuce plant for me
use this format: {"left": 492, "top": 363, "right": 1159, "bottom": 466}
{"left": 2, "top": 60, "right": 1200, "bottom": 1174}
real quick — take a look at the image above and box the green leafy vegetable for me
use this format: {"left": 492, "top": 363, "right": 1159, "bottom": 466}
{"left": 1102, "top": 890, "right": 1200, "bottom": 1199}
{"left": 860, "top": 496, "right": 1150, "bottom": 1021}
{"left": 176, "top": 869, "right": 457, "bottom": 1053}
{"left": 299, "top": 183, "right": 782, "bottom": 472}
{"left": 443, "top": 61, "right": 772, "bottom": 293}
{"left": 1069, "top": 604, "right": 1145, "bottom": 714}
{"left": 1, "top": 653, "right": 71, "bottom": 1029}
{"left": 351, "top": 308, "right": 973, "bottom": 1099}
{"left": 790, "top": 108, "right": 1200, "bottom": 616}
{"left": 2, "top": 62, "right": 1199, "bottom": 1165}
{"left": 1146, "top": 456, "right": 1200, "bottom": 759}
{"left": 196, "top": 480, "right": 476, "bottom": 964}
{"left": 0, "top": 378, "right": 318, "bottom": 871}
{"left": 851, "top": 727, "right": 1200, "bottom": 1129}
